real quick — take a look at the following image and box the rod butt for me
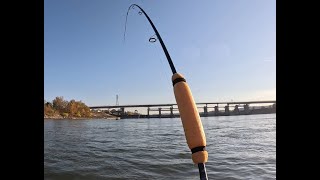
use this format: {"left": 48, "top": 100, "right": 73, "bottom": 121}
{"left": 198, "top": 163, "right": 208, "bottom": 180}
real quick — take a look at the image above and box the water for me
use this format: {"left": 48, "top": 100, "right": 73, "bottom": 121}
{"left": 44, "top": 114, "right": 276, "bottom": 180}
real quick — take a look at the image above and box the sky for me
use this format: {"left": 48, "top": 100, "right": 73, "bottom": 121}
{"left": 44, "top": 0, "right": 276, "bottom": 107}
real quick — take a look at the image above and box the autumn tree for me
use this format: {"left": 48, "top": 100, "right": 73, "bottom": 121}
{"left": 76, "top": 101, "right": 91, "bottom": 117}
{"left": 44, "top": 101, "right": 55, "bottom": 116}
{"left": 45, "top": 97, "right": 92, "bottom": 118}
{"left": 65, "top": 99, "right": 91, "bottom": 118}
{"left": 52, "top": 96, "right": 68, "bottom": 114}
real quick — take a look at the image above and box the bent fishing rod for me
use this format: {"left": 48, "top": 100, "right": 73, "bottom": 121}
{"left": 124, "top": 4, "right": 208, "bottom": 180}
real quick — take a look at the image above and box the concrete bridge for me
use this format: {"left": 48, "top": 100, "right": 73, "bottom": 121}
{"left": 89, "top": 100, "right": 276, "bottom": 118}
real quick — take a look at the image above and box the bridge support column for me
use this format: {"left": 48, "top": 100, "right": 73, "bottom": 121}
{"left": 147, "top": 107, "right": 150, "bottom": 118}
{"left": 225, "top": 105, "right": 230, "bottom": 116}
{"left": 120, "top": 107, "right": 125, "bottom": 115}
{"left": 204, "top": 106, "right": 208, "bottom": 117}
{"left": 170, "top": 107, "right": 173, "bottom": 117}
{"left": 271, "top": 103, "right": 276, "bottom": 113}
{"left": 158, "top": 108, "right": 162, "bottom": 118}
{"left": 214, "top": 106, "right": 219, "bottom": 116}
{"left": 244, "top": 104, "right": 249, "bottom": 114}
{"left": 234, "top": 105, "right": 240, "bottom": 115}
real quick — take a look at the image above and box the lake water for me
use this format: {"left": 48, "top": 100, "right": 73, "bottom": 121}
{"left": 44, "top": 114, "right": 276, "bottom": 180}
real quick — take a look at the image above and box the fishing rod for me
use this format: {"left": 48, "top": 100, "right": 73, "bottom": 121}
{"left": 124, "top": 4, "right": 208, "bottom": 180}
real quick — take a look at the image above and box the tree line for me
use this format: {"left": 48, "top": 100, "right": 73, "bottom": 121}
{"left": 44, "top": 96, "right": 91, "bottom": 118}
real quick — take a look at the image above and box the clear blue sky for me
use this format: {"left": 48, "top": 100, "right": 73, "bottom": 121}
{"left": 44, "top": 0, "right": 276, "bottom": 106}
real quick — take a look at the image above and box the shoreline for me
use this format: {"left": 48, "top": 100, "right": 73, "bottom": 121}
{"left": 44, "top": 117, "right": 120, "bottom": 120}
{"left": 44, "top": 112, "right": 276, "bottom": 120}
{"left": 44, "top": 115, "right": 120, "bottom": 120}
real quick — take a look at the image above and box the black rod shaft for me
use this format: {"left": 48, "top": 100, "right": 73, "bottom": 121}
{"left": 198, "top": 163, "right": 208, "bottom": 180}
{"left": 131, "top": 4, "right": 177, "bottom": 74}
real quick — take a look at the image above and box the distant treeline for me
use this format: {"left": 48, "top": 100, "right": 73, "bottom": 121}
{"left": 44, "top": 96, "right": 91, "bottom": 118}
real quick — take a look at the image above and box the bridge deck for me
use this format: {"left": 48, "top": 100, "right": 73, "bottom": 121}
{"left": 89, "top": 100, "right": 276, "bottom": 109}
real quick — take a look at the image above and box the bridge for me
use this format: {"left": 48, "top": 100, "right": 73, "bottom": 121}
{"left": 89, "top": 100, "right": 276, "bottom": 119}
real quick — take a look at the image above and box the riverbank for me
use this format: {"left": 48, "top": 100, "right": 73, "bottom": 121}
{"left": 44, "top": 111, "right": 119, "bottom": 120}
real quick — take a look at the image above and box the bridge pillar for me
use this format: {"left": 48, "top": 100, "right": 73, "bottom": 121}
{"left": 170, "top": 107, "right": 173, "bottom": 117}
{"left": 244, "top": 104, "right": 249, "bottom": 114}
{"left": 158, "top": 108, "right": 162, "bottom": 118}
{"left": 147, "top": 107, "right": 150, "bottom": 118}
{"left": 204, "top": 106, "right": 208, "bottom": 116}
{"left": 120, "top": 107, "right": 125, "bottom": 115}
{"left": 234, "top": 105, "right": 240, "bottom": 115}
{"left": 225, "top": 105, "right": 230, "bottom": 116}
{"left": 214, "top": 106, "right": 219, "bottom": 115}
{"left": 271, "top": 103, "right": 276, "bottom": 113}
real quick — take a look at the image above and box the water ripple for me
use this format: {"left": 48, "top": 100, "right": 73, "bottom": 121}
{"left": 45, "top": 114, "right": 276, "bottom": 179}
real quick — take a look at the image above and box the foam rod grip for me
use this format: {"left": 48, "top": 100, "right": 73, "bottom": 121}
{"left": 172, "top": 73, "right": 208, "bottom": 164}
